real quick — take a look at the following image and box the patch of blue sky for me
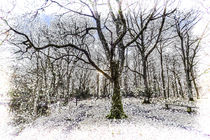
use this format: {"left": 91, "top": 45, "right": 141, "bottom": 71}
{"left": 41, "top": 14, "right": 52, "bottom": 25}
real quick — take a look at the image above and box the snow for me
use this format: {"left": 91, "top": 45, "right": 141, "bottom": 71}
{"left": 197, "top": 95, "right": 210, "bottom": 135}
{"left": 0, "top": 103, "right": 17, "bottom": 140}
{"left": 1, "top": 97, "right": 210, "bottom": 140}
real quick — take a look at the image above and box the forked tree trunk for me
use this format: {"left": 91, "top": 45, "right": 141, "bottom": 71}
{"left": 106, "top": 61, "right": 127, "bottom": 119}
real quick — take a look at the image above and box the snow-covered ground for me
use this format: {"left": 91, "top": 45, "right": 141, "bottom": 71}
{"left": 0, "top": 101, "right": 17, "bottom": 140}
{"left": 1, "top": 97, "right": 210, "bottom": 140}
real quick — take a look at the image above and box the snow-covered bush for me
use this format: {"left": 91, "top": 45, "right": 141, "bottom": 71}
{"left": 8, "top": 89, "right": 35, "bottom": 126}
{"left": 8, "top": 87, "right": 50, "bottom": 126}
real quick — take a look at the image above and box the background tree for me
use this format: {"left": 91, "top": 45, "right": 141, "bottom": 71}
{"left": 173, "top": 10, "right": 202, "bottom": 101}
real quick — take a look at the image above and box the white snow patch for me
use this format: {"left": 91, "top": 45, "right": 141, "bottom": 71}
{"left": 2, "top": 98, "right": 208, "bottom": 140}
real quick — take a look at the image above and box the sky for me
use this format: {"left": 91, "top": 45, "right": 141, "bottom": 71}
{"left": 0, "top": 0, "right": 210, "bottom": 97}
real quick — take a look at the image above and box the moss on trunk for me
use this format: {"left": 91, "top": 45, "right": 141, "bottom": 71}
{"left": 106, "top": 80, "right": 127, "bottom": 119}
{"left": 106, "top": 61, "right": 127, "bottom": 119}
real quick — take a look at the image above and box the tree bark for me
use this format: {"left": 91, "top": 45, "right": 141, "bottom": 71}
{"left": 142, "top": 58, "right": 150, "bottom": 103}
{"left": 191, "top": 69, "right": 200, "bottom": 99}
{"left": 177, "top": 76, "right": 184, "bottom": 98}
{"left": 106, "top": 61, "right": 127, "bottom": 119}
{"left": 186, "top": 68, "right": 194, "bottom": 101}
{"left": 166, "top": 65, "right": 170, "bottom": 98}
{"left": 160, "top": 51, "right": 167, "bottom": 99}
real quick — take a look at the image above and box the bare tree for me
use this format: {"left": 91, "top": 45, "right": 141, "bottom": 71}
{"left": 174, "top": 10, "right": 203, "bottom": 101}
{"left": 5, "top": 0, "right": 159, "bottom": 119}
{"left": 127, "top": 3, "right": 175, "bottom": 103}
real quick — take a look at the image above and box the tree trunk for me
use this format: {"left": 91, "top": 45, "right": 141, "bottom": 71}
{"left": 142, "top": 58, "right": 150, "bottom": 103}
{"left": 160, "top": 52, "right": 167, "bottom": 99}
{"left": 174, "top": 78, "right": 179, "bottom": 98}
{"left": 96, "top": 55, "right": 100, "bottom": 98}
{"left": 172, "top": 81, "right": 176, "bottom": 97}
{"left": 177, "top": 76, "right": 184, "bottom": 98}
{"left": 166, "top": 67, "right": 170, "bottom": 98}
{"left": 157, "top": 75, "right": 161, "bottom": 97}
{"left": 96, "top": 72, "right": 100, "bottom": 98}
{"left": 134, "top": 66, "right": 138, "bottom": 88}
{"left": 106, "top": 61, "right": 127, "bottom": 119}
{"left": 186, "top": 68, "right": 194, "bottom": 101}
{"left": 124, "top": 74, "right": 128, "bottom": 94}
{"left": 124, "top": 49, "right": 129, "bottom": 93}
{"left": 191, "top": 69, "right": 200, "bottom": 99}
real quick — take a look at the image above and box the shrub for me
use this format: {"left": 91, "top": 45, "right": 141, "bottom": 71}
{"left": 74, "top": 88, "right": 92, "bottom": 100}
{"left": 8, "top": 89, "right": 49, "bottom": 126}
{"left": 9, "top": 89, "right": 34, "bottom": 125}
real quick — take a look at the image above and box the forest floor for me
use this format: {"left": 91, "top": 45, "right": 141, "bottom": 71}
{"left": 1, "top": 97, "right": 210, "bottom": 140}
